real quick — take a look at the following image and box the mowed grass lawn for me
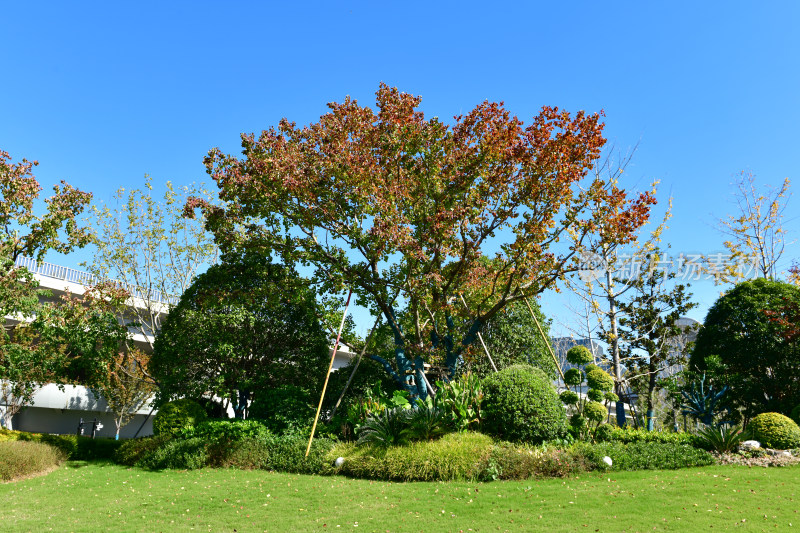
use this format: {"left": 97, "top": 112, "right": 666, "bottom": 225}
{"left": 1, "top": 462, "right": 798, "bottom": 532}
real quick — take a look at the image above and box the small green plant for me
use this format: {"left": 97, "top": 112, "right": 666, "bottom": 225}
{"left": 434, "top": 372, "right": 483, "bottom": 431}
{"left": 152, "top": 399, "right": 208, "bottom": 437}
{"left": 357, "top": 408, "right": 412, "bottom": 447}
{"left": 747, "top": 412, "right": 800, "bottom": 449}
{"left": 407, "top": 403, "right": 454, "bottom": 441}
{"left": 696, "top": 424, "right": 747, "bottom": 453}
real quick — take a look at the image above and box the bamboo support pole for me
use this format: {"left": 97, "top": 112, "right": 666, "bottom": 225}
{"left": 520, "top": 291, "right": 565, "bottom": 381}
{"left": 306, "top": 290, "right": 352, "bottom": 457}
{"left": 329, "top": 314, "right": 382, "bottom": 420}
{"left": 458, "top": 293, "right": 498, "bottom": 373}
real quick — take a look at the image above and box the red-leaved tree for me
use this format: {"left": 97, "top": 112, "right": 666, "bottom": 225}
{"left": 189, "top": 85, "right": 656, "bottom": 398}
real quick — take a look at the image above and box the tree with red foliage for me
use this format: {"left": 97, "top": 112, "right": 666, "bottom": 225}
{"left": 189, "top": 85, "right": 656, "bottom": 398}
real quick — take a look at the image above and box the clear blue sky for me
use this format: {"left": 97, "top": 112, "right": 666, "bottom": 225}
{"left": 2, "top": 1, "right": 798, "bottom": 335}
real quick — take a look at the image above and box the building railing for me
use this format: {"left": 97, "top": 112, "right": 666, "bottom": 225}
{"left": 14, "top": 256, "right": 179, "bottom": 306}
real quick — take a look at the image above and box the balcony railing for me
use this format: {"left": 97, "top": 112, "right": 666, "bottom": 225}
{"left": 14, "top": 256, "right": 179, "bottom": 306}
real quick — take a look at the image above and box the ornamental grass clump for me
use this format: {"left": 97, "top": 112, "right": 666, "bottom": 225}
{"left": 0, "top": 440, "right": 66, "bottom": 481}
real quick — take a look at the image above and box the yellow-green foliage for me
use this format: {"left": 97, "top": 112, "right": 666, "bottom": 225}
{"left": 326, "top": 432, "right": 494, "bottom": 481}
{"left": 748, "top": 412, "right": 800, "bottom": 449}
{"left": 0, "top": 440, "right": 66, "bottom": 481}
{"left": 152, "top": 399, "right": 208, "bottom": 437}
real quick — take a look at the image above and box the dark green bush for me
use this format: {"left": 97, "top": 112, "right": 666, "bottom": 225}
{"left": 791, "top": 404, "right": 800, "bottom": 427}
{"left": 260, "top": 432, "right": 335, "bottom": 474}
{"left": 0, "top": 440, "right": 66, "bottom": 481}
{"left": 587, "top": 441, "right": 714, "bottom": 470}
{"left": 113, "top": 435, "right": 171, "bottom": 466}
{"left": 488, "top": 442, "right": 601, "bottom": 479}
{"left": 482, "top": 364, "right": 567, "bottom": 443}
{"left": 249, "top": 385, "right": 314, "bottom": 433}
{"left": 136, "top": 437, "right": 210, "bottom": 470}
{"left": 152, "top": 399, "right": 208, "bottom": 437}
{"left": 747, "top": 412, "right": 800, "bottom": 449}
{"left": 185, "top": 419, "right": 271, "bottom": 443}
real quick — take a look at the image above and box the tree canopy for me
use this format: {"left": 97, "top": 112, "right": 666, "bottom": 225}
{"left": 150, "top": 253, "right": 330, "bottom": 417}
{"left": 690, "top": 278, "right": 800, "bottom": 417}
{"left": 189, "top": 85, "right": 655, "bottom": 397}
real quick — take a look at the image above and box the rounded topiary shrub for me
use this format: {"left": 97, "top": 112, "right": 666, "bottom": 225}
{"left": 566, "top": 345, "right": 593, "bottom": 365}
{"left": 481, "top": 364, "right": 567, "bottom": 444}
{"left": 747, "top": 412, "right": 800, "bottom": 449}
{"left": 152, "top": 399, "right": 208, "bottom": 437}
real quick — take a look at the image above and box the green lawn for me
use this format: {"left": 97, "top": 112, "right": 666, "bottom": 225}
{"left": 1, "top": 462, "right": 798, "bottom": 532}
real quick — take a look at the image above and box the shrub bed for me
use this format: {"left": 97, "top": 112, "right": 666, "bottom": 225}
{"left": 113, "top": 421, "right": 336, "bottom": 473}
{"left": 0, "top": 440, "right": 66, "bottom": 481}
{"left": 594, "top": 426, "right": 702, "bottom": 447}
{"left": 585, "top": 441, "right": 715, "bottom": 471}
{"left": 326, "top": 432, "right": 494, "bottom": 481}
{"left": 747, "top": 412, "right": 800, "bottom": 449}
{"left": 1, "top": 429, "right": 122, "bottom": 460}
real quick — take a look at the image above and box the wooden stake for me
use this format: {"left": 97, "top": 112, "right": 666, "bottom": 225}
{"left": 458, "top": 293, "right": 498, "bottom": 372}
{"left": 520, "top": 291, "right": 565, "bottom": 381}
{"left": 329, "top": 314, "right": 382, "bottom": 420}
{"left": 306, "top": 289, "right": 352, "bottom": 457}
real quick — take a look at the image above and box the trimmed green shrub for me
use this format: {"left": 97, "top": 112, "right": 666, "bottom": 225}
{"left": 249, "top": 385, "right": 314, "bottom": 433}
{"left": 583, "top": 401, "right": 607, "bottom": 422}
{"left": 328, "top": 432, "right": 494, "bottom": 481}
{"left": 587, "top": 389, "right": 604, "bottom": 402}
{"left": 488, "top": 442, "right": 601, "bottom": 479}
{"left": 185, "top": 419, "right": 271, "bottom": 443}
{"left": 563, "top": 367, "right": 582, "bottom": 386}
{"left": 566, "top": 345, "right": 593, "bottom": 365}
{"left": 594, "top": 426, "right": 701, "bottom": 447}
{"left": 152, "top": 399, "right": 208, "bottom": 437}
{"left": 586, "top": 441, "right": 715, "bottom": 470}
{"left": 113, "top": 435, "right": 171, "bottom": 466}
{"left": 586, "top": 368, "right": 614, "bottom": 392}
{"left": 0, "top": 440, "right": 66, "bottom": 481}
{"left": 747, "top": 412, "right": 800, "bottom": 449}
{"left": 560, "top": 390, "right": 579, "bottom": 405}
{"left": 136, "top": 437, "right": 210, "bottom": 470}
{"left": 260, "top": 432, "right": 335, "bottom": 474}
{"left": 482, "top": 365, "right": 567, "bottom": 444}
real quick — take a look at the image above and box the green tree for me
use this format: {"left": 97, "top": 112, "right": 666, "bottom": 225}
{"left": 465, "top": 298, "right": 556, "bottom": 378}
{"left": 189, "top": 85, "right": 655, "bottom": 398}
{"left": 83, "top": 175, "right": 219, "bottom": 353}
{"left": 690, "top": 278, "right": 800, "bottom": 418}
{"left": 150, "top": 253, "right": 330, "bottom": 418}
{"left": 0, "top": 150, "right": 92, "bottom": 428}
{"left": 618, "top": 252, "right": 697, "bottom": 431}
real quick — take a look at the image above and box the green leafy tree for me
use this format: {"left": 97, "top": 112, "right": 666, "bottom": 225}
{"left": 189, "top": 85, "right": 655, "bottom": 398}
{"left": 83, "top": 175, "right": 219, "bottom": 353}
{"left": 690, "top": 278, "right": 800, "bottom": 418}
{"left": 618, "top": 252, "right": 697, "bottom": 431}
{"left": 0, "top": 150, "right": 92, "bottom": 428}
{"left": 150, "top": 253, "right": 330, "bottom": 418}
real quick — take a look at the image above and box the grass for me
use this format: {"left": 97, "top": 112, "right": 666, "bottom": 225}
{"left": 0, "top": 461, "right": 798, "bottom": 532}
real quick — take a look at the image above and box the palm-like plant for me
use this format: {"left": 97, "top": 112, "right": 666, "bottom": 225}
{"left": 407, "top": 404, "right": 454, "bottom": 441}
{"left": 356, "top": 408, "right": 411, "bottom": 447}
{"left": 696, "top": 424, "right": 747, "bottom": 453}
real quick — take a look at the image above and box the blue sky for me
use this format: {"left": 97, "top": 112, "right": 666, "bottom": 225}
{"left": 2, "top": 1, "right": 798, "bottom": 335}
